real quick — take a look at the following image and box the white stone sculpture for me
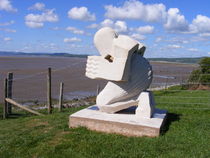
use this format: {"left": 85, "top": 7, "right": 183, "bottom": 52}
{"left": 86, "top": 27, "right": 155, "bottom": 118}
{"left": 69, "top": 27, "right": 167, "bottom": 137}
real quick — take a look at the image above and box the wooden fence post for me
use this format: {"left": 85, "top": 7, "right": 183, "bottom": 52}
{"left": 7, "top": 72, "right": 13, "bottom": 114}
{"left": 3, "top": 78, "right": 8, "bottom": 119}
{"left": 59, "top": 82, "right": 64, "bottom": 112}
{"left": 181, "top": 76, "right": 184, "bottom": 89}
{"left": 47, "top": 68, "right": 52, "bottom": 114}
{"left": 165, "top": 78, "right": 168, "bottom": 91}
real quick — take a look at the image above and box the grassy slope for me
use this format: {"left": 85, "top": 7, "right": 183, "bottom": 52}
{"left": 0, "top": 87, "right": 209, "bottom": 158}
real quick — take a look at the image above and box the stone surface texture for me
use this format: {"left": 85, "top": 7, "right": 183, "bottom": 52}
{"left": 85, "top": 27, "right": 153, "bottom": 113}
{"left": 136, "top": 91, "right": 156, "bottom": 118}
{"left": 69, "top": 106, "right": 167, "bottom": 137}
{"left": 69, "top": 27, "right": 167, "bottom": 137}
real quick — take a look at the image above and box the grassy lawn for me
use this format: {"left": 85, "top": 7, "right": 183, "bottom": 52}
{"left": 0, "top": 86, "right": 209, "bottom": 158}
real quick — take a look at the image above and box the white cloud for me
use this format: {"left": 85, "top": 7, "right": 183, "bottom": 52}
{"left": 49, "top": 43, "right": 57, "bottom": 49}
{"left": 164, "top": 8, "right": 188, "bottom": 32}
{"left": 64, "top": 37, "right": 81, "bottom": 43}
{"left": 165, "top": 37, "right": 190, "bottom": 44}
{"left": 187, "top": 35, "right": 209, "bottom": 42}
{"left": 114, "top": 21, "right": 127, "bottom": 32}
{"left": 0, "top": 28, "right": 16, "bottom": 32}
{"left": 28, "top": 2, "right": 45, "bottom": 11}
{"left": 0, "top": 0, "right": 17, "bottom": 12}
{"left": 100, "top": 19, "right": 127, "bottom": 33}
{"left": 25, "top": 9, "right": 59, "bottom": 28}
{"left": 189, "top": 15, "right": 210, "bottom": 33}
{"left": 104, "top": 0, "right": 210, "bottom": 35}
{"left": 182, "top": 40, "right": 189, "bottom": 44}
{"left": 69, "top": 44, "right": 83, "bottom": 48}
{"left": 136, "top": 25, "right": 154, "bottom": 34}
{"left": 25, "top": 21, "right": 43, "bottom": 28}
{"left": 69, "top": 43, "right": 84, "bottom": 48}
{"left": 0, "top": 20, "right": 14, "bottom": 26}
{"left": 3, "top": 37, "right": 12, "bottom": 41}
{"left": 199, "top": 33, "right": 210, "bottom": 37}
{"left": 66, "top": 26, "right": 84, "bottom": 34}
{"left": 104, "top": 0, "right": 166, "bottom": 22}
{"left": 208, "top": 52, "right": 210, "bottom": 55}
{"left": 86, "top": 23, "right": 98, "bottom": 29}
{"left": 68, "top": 7, "right": 96, "bottom": 21}
{"left": 163, "top": 13, "right": 210, "bottom": 34}
{"left": 130, "top": 33, "right": 146, "bottom": 40}
{"left": 187, "top": 48, "right": 199, "bottom": 52}
{"left": 100, "top": 19, "right": 114, "bottom": 27}
{"left": 51, "top": 26, "right": 60, "bottom": 30}
{"left": 21, "top": 46, "right": 30, "bottom": 51}
{"left": 155, "top": 37, "right": 162, "bottom": 42}
{"left": 168, "top": 44, "right": 182, "bottom": 48}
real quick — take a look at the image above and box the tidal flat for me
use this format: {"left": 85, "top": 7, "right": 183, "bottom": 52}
{"left": 0, "top": 56, "right": 197, "bottom": 103}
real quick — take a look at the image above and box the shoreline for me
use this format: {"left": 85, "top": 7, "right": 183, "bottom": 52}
{"left": 0, "top": 56, "right": 196, "bottom": 103}
{"left": 0, "top": 55, "right": 201, "bottom": 65}
{"left": 150, "top": 60, "right": 198, "bottom": 66}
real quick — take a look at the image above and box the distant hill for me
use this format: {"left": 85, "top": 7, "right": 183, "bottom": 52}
{"left": 148, "top": 57, "right": 203, "bottom": 64}
{"left": 0, "top": 51, "right": 88, "bottom": 58}
{"left": 0, "top": 51, "right": 205, "bottom": 64}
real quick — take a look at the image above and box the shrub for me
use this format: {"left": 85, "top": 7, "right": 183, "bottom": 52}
{"left": 188, "top": 57, "right": 210, "bottom": 86}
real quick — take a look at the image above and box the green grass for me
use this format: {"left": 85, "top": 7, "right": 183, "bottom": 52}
{"left": 0, "top": 86, "right": 210, "bottom": 158}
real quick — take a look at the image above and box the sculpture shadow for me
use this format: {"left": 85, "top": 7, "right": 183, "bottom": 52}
{"left": 116, "top": 106, "right": 137, "bottom": 114}
{"left": 160, "top": 113, "right": 181, "bottom": 135}
{"left": 156, "top": 90, "right": 180, "bottom": 96}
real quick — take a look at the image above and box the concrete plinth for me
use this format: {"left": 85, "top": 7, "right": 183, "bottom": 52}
{"left": 69, "top": 106, "right": 167, "bottom": 137}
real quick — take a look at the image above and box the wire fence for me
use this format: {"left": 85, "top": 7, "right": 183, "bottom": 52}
{"left": 1, "top": 59, "right": 210, "bottom": 111}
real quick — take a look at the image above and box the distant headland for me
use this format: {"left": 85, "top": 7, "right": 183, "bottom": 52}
{"left": 0, "top": 51, "right": 205, "bottom": 64}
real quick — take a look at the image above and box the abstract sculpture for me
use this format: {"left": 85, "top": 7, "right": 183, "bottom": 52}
{"left": 69, "top": 27, "right": 167, "bottom": 137}
{"left": 86, "top": 27, "right": 155, "bottom": 118}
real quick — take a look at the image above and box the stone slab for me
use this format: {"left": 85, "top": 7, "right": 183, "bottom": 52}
{"left": 69, "top": 105, "right": 167, "bottom": 137}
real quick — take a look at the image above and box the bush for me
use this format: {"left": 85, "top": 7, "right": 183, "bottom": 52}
{"left": 188, "top": 57, "right": 210, "bottom": 86}
{"left": 199, "top": 57, "right": 210, "bottom": 73}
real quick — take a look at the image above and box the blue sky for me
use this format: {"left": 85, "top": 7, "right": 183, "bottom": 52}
{"left": 0, "top": 0, "right": 210, "bottom": 58}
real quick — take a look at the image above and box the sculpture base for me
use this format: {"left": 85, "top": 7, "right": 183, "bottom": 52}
{"left": 69, "top": 106, "right": 167, "bottom": 137}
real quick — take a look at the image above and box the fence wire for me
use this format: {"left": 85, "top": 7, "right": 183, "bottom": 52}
{"left": 1, "top": 59, "right": 210, "bottom": 110}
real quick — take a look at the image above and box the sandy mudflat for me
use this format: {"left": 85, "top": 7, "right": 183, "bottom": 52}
{"left": 0, "top": 56, "right": 197, "bottom": 103}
